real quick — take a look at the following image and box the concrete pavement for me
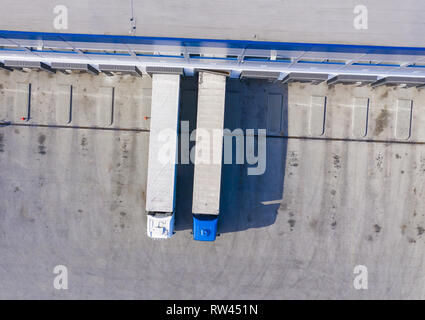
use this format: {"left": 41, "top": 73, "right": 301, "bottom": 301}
{"left": 1, "top": 69, "right": 425, "bottom": 298}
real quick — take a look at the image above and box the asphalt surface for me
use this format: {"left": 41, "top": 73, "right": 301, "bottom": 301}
{"left": 1, "top": 69, "right": 425, "bottom": 298}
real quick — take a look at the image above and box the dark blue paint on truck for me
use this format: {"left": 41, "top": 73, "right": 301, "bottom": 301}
{"left": 193, "top": 215, "right": 218, "bottom": 241}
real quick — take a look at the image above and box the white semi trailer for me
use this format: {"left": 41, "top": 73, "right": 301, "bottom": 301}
{"left": 192, "top": 71, "right": 227, "bottom": 241}
{"left": 146, "top": 72, "right": 181, "bottom": 239}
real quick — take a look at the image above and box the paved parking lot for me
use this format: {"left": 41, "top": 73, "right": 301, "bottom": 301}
{"left": 1, "top": 69, "right": 425, "bottom": 299}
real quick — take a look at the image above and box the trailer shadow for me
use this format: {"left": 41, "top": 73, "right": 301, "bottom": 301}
{"left": 175, "top": 77, "right": 288, "bottom": 234}
{"left": 218, "top": 79, "right": 288, "bottom": 234}
{"left": 175, "top": 76, "right": 198, "bottom": 231}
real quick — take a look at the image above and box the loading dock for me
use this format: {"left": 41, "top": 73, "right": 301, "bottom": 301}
{"left": 2, "top": 63, "right": 425, "bottom": 299}
{"left": 55, "top": 84, "right": 73, "bottom": 125}
{"left": 309, "top": 95, "right": 327, "bottom": 136}
{"left": 95, "top": 87, "right": 114, "bottom": 127}
{"left": 395, "top": 99, "right": 413, "bottom": 140}
{"left": 352, "top": 97, "right": 370, "bottom": 138}
{"left": 14, "top": 82, "right": 30, "bottom": 122}
{"left": 267, "top": 94, "right": 284, "bottom": 135}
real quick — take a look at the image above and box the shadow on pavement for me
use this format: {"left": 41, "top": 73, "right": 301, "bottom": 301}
{"left": 175, "top": 77, "right": 288, "bottom": 234}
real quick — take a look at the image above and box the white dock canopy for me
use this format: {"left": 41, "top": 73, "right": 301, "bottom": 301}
{"left": 192, "top": 71, "right": 227, "bottom": 215}
{"left": 145, "top": 73, "right": 180, "bottom": 213}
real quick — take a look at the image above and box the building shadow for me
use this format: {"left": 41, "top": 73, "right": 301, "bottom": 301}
{"left": 175, "top": 77, "right": 288, "bottom": 234}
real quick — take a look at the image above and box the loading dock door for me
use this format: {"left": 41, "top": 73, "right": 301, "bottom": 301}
{"left": 395, "top": 99, "right": 413, "bottom": 140}
{"left": 14, "top": 82, "right": 30, "bottom": 121}
{"left": 352, "top": 97, "right": 369, "bottom": 138}
{"left": 309, "top": 95, "right": 326, "bottom": 136}
{"left": 267, "top": 94, "right": 284, "bottom": 135}
{"left": 56, "top": 84, "right": 72, "bottom": 125}
{"left": 95, "top": 86, "right": 114, "bottom": 127}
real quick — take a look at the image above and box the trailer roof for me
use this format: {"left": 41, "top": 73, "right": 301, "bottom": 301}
{"left": 192, "top": 72, "right": 227, "bottom": 215}
{"left": 145, "top": 73, "right": 180, "bottom": 213}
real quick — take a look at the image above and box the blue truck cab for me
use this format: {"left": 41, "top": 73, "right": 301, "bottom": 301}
{"left": 193, "top": 215, "right": 218, "bottom": 241}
